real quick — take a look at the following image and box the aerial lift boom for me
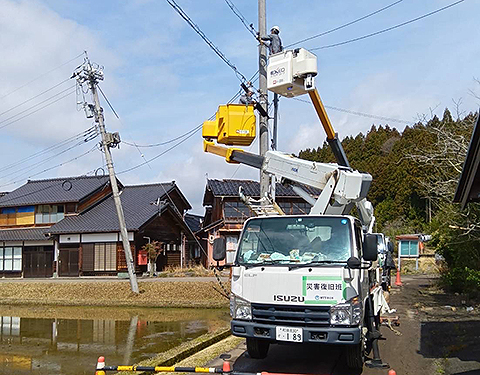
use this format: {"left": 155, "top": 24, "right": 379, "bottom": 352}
{"left": 203, "top": 48, "right": 375, "bottom": 231}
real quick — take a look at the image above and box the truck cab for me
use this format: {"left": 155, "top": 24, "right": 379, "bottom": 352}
{"left": 225, "top": 214, "right": 378, "bottom": 369}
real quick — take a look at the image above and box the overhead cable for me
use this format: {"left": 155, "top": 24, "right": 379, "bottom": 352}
{"left": 98, "top": 85, "right": 120, "bottom": 119}
{"left": 121, "top": 70, "right": 254, "bottom": 149}
{"left": 285, "top": 0, "right": 403, "bottom": 48}
{"left": 0, "top": 133, "right": 98, "bottom": 183}
{"left": 0, "top": 78, "right": 71, "bottom": 118}
{"left": 223, "top": 0, "right": 257, "bottom": 38}
{"left": 165, "top": 0, "right": 249, "bottom": 83}
{"left": 293, "top": 97, "right": 411, "bottom": 124}
{"left": 0, "top": 126, "right": 97, "bottom": 174}
{"left": 0, "top": 145, "right": 99, "bottom": 189}
{"left": 122, "top": 70, "right": 258, "bottom": 148}
{"left": 311, "top": 0, "right": 465, "bottom": 50}
{"left": 0, "top": 85, "right": 76, "bottom": 130}
{"left": 123, "top": 124, "right": 203, "bottom": 148}
{"left": 117, "top": 122, "right": 204, "bottom": 175}
{"left": 0, "top": 52, "right": 84, "bottom": 100}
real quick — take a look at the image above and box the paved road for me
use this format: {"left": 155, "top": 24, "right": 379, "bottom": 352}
{"left": 208, "top": 276, "right": 480, "bottom": 375}
{"left": 210, "top": 340, "right": 360, "bottom": 375}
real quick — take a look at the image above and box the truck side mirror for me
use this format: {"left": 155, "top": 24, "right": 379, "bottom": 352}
{"left": 347, "top": 256, "right": 361, "bottom": 269}
{"left": 363, "top": 234, "right": 378, "bottom": 261}
{"left": 212, "top": 237, "right": 227, "bottom": 261}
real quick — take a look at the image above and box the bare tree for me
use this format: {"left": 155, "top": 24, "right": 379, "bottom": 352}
{"left": 407, "top": 111, "right": 480, "bottom": 238}
{"left": 142, "top": 241, "right": 163, "bottom": 277}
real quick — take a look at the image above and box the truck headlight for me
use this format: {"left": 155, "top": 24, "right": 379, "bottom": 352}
{"left": 330, "top": 297, "right": 362, "bottom": 326}
{"left": 230, "top": 294, "right": 252, "bottom": 320}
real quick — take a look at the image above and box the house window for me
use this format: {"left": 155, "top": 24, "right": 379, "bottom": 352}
{"left": 0, "top": 208, "right": 16, "bottom": 226}
{"left": 292, "top": 202, "right": 311, "bottom": 215}
{"left": 194, "top": 245, "right": 200, "bottom": 258}
{"left": 0, "top": 206, "right": 35, "bottom": 226}
{"left": 82, "top": 244, "right": 95, "bottom": 272}
{"left": 0, "top": 247, "right": 22, "bottom": 271}
{"left": 278, "top": 202, "right": 292, "bottom": 214}
{"left": 1, "top": 316, "right": 20, "bottom": 336}
{"left": 223, "top": 201, "right": 251, "bottom": 220}
{"left": 94, "top": 243, "right": 117, "bottom": 271}
{"left": 400, "top": 240, "right": 419, "bottom": 257}
{"left": 36, "top": 205, "right": 65, "bottom": 224}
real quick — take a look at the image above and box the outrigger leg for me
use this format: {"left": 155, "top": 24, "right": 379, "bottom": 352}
{"left": 364, "top": 294, "right": 389, "bottom": 369}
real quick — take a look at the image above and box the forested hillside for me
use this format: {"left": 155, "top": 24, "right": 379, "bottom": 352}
{"left": 298, "top": 109, "right": 480, "bottom": 295}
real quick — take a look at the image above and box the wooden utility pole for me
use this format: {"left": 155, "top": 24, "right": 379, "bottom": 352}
{"left": 258, "top": 0, "right": 269, "bottom": 201}
{"left": 73, "top": 57, "right": 139, "bottom": 294}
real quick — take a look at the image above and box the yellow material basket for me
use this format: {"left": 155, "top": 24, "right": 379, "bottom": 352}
{"left": 202, "top": 104, "right": 256, "bottom": 146}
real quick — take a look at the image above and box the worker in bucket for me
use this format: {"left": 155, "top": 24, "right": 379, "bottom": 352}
{"left": 260, "top": 25, "right": 283, "bottom": 55}
{"left": 239, "top": 89, "right": 256, "bottom": 105}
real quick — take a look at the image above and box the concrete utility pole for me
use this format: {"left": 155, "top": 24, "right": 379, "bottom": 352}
{"left": 258, "top": 0, "right": 269, "bottom": 201}
{"left": 73, "top": 57, "right": 139, "bottom": 294}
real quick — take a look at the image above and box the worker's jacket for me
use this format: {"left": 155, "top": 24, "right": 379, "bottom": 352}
{"left": 262, "top": 34, "right": 283, "bottom": 55}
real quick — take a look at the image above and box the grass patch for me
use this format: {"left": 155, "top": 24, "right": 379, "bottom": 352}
{"left": 0, "top": 280, "right": 230, "bottom": 308}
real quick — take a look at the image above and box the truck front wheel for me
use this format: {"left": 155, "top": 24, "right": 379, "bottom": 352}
{"left": 345, "top": 332, "right": 365, "bottom": 371}
{"left": 246, "top": 337, "right": 270, "bottom": 359}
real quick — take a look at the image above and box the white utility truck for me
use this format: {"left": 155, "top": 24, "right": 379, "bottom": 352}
{"left": 203, "top": 48, "right": 389, "bottom": 370}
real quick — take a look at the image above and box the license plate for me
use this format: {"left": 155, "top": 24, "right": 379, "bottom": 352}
{"left": 275, "top": 326, "right": 303, "bottom": 342}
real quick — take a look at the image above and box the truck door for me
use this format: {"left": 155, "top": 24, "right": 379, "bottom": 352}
{"left": 354, "top": 223, "right": 369, "bottom": 298}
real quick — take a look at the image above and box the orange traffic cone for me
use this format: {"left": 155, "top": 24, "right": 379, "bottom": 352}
{"left": 95, "top": 356, "right": 105, "bottom": 375}
{"left": 388, "top": 369, "right": 397, "bottom": 375}
{"left": 395, "top": 268, "right": 402, "bottom": 286}
{"left": 222, "top": 360, "right": 232, "bottom": 373}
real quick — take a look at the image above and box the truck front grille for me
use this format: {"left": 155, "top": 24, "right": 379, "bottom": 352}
{"left": 251, "top": 303, "right": 330, "bottom": 327}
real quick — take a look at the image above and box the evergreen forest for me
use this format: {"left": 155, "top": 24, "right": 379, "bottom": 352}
{"left": 298, "top": 109, "right": 480, "bottom": 296}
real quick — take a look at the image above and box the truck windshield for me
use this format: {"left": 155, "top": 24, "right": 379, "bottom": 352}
{"left": 237, "top": 216, "right": 352, "bottom": 266}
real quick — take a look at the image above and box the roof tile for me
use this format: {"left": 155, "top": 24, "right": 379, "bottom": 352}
{"left": 0, "top": 176, "right": 111, "bottom": 208}
{"left": 48, "top": 183, "right": 176, "bottom": 234}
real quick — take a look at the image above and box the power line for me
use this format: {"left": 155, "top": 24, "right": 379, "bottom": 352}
{"left": 165, "top": 0, "right": 249, "bottom": 83}
{"left": 325, "top": 105, "right": 412, "bottom": 125}
{"left": 0, "top": 126, "right": 97, "bottom": 174}
{"left": 95, "top": 85, "right": 161, "bottom": 171}
{"left": 293, "top": 97, "right": 411, "bottom": 124}
{"left": 117, "top": 125, "right": 203, "bottom": 175}
{"left": 117, "top": 69, "right": 256, "bottom": 174}
{"left": 285, "top": 0, "right": 403, "bottom": 48}
{"left": 0, "top": 171, "right": 102, "bottom": 204}
{"left": 123, "top": 124, "right": 202, "bottom": 148}
{"left": 223, "top": 0, "right": 257, "bottom": 38}
{"left": 97, "top": 85, "right": 120, "bottom": 119}
{"left": 311, "top": 0, "right": 465, "bottom": 51}
{"left": 0, "top": 52, "right": 84, "bottom": 100}
{"left": 0, "top": 131, "right": 99, "bottom": 183}
{"left": 0, "top": 145, "right": 99, "bottom": 189}
{"left": 0, "top": 87, "right": 76, "bottom": 131}
{"left": 121, "top": 72, "right": 252, "bottom": 149}
{"left": 0, "top": 78, "right": 71, "bottom": 118}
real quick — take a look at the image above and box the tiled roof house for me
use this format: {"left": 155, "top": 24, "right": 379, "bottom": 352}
{"left": 0, "top": 176, "right": 201, "bottom": 278}
{"left": 201, "top": 179, "right": 318, "bottom": 265}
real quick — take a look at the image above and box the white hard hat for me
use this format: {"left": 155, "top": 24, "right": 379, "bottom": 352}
{"left": 271, "top": 25, "right": 280, "bottom": 33}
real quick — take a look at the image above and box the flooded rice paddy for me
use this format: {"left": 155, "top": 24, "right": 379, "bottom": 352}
{"left": 0, "top": 305, "right": 230, "bottom": 375}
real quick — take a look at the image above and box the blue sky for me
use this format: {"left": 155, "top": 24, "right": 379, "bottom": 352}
{"left": 0, "top": 0, "right": 478, "bottom": 213}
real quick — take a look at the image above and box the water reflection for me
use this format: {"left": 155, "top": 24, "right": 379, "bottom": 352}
{"left": 0, "top": 307, "right": 229, "bottom": 375}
